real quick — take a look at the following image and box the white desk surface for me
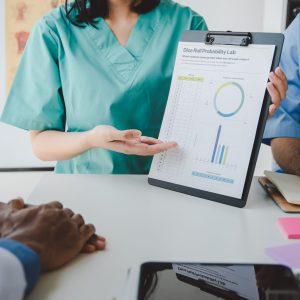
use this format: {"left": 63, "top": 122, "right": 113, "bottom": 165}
{"left": 1, "top": 173, "right": 299, "bottom": 300}
{"left": 0, "top": 171, "right": 49, "bottom": 201}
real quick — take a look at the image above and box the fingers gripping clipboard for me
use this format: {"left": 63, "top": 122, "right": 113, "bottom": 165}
{"left": 149, "top": 31, "right": 284, "bottom": 208}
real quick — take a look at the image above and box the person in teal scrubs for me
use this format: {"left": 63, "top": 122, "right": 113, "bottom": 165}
{"left": 1, "top": 0, "right": 287, "bottom": 174}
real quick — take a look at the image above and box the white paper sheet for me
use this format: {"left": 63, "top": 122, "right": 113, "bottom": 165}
{"left": 150, "top": 42, "right": 275, "bottom": 199}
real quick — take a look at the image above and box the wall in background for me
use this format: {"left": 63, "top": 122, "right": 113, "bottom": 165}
{"left": 0, "top": 0, "right": 286, "bottom": 172}
{"left": 177, "top": 0, "right": 265, "bottom": 32}
{"left": 264, "top": 0, "right": 288, "bottom": 32}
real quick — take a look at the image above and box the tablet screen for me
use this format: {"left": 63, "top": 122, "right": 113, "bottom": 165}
{"left": 149, "top": 42, "right": 275, "bottom": 200}
{"left": 138, "top": 263, "right": 300, "bottom": 300}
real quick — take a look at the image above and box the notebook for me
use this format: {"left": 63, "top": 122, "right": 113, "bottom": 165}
{"left": 264, "top": 171, "right": 300, "bottom": 205}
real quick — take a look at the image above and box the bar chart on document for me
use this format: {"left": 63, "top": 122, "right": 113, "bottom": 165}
{"left": 150, "top": 42, "right": 275, "bottom": 198}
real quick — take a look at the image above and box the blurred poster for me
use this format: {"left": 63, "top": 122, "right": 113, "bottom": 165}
{"left": 5, "top": 0, "right": 63, "bottom": 93}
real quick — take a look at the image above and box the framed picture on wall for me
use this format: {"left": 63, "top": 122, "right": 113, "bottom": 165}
{"left": 5, "top": 0, "right": 64, "bottom": 93}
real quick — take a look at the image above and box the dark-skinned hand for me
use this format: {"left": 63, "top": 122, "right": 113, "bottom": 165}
{"left": 0, "top": 198, "right": 106, "bottom": 271}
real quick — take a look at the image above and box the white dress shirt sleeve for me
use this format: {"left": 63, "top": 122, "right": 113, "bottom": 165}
{"left": 0, "top": 247, "right": 26, "bottom": 300}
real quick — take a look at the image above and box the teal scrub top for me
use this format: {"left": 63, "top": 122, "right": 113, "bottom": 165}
{"left": 1, "top": 0, "right": 207, "bottom": 174}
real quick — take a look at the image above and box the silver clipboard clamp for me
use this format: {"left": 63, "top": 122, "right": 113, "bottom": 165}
{"left": 205, "top": 31, "right": 252, "bottom": 47}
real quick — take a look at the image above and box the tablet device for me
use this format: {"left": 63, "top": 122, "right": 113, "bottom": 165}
{"left": 149, "top": 31, "right": 284, "bottom": 208}
{"left": 137, "top": 262, "right": 300, "bottom": 300}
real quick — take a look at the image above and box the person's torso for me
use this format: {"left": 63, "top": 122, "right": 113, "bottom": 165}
{"left": 46, "top": 0, "right": 206, "bottom": 173}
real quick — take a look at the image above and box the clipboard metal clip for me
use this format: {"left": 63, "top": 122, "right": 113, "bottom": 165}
{"left": 205, "top": 31, "right": 252, "bottom": 47}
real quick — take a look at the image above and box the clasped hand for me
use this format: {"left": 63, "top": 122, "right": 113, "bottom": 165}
{"left": 0, "top": 199, "right": 106, "bottom": 271}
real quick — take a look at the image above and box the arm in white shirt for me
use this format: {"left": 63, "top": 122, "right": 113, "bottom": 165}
{"left": 0, "top": 239, "right": 41, "bottom": 300}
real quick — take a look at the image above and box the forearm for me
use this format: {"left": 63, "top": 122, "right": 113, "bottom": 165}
{"left": 30, "top": 126, "right": 177, "bottom": 161}
{"left": 30, "top": 130, "right": 92, "bottom": 161}
{"left": 271, "top": 138, "right": 300, "bottom": 176}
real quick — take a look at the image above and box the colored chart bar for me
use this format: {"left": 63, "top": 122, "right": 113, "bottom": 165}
{"left": 210, "top": 125, "right": 230, "bottom": 166}
{"left": 219, "top": 145, "right": 225, "bottom": 164}
{"left": 223, "top": 146, "right": 229, "bottom": 165}
{"left": 211, "top": 125, "right": 222, "bottom": 163}
{"left": 215, "top": 145, "right": 221, "bottom": 164}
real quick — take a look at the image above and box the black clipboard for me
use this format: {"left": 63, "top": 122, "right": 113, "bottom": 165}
{"left": 148, "top": 31, "right": 284, "bottom": 208}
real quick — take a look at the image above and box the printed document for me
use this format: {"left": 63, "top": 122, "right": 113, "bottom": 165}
{"left": 150, "top": 42, "right": 275, "bottom": 199}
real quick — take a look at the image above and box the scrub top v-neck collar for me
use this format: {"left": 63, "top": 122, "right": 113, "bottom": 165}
{"left": 85, "top": 7, "right": 161, "bottom": 83}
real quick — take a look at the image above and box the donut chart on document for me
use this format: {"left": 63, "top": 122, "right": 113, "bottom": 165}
{"left": 213, "top": 82, "right": 245, "bottom": 118}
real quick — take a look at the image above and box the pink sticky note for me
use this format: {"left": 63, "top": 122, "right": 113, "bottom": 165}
{"left": 265, "top": 243, "right": 300, "bottom": 268}
{"left": 278, "top": 217, "right": 300, "bottom": 239}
